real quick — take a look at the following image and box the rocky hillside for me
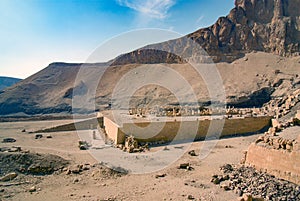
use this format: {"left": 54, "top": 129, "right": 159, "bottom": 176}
{"left": 0, "top": 76, "right": 21, "bottom": 91}
{"left": 113, "top": 0, "right": 300, "bottom": 64}
{"left": 0, "top": 63, "right": 108, "bottom": 115}
{"left": 0, "top": 0, "right": 299, "bottom": 116}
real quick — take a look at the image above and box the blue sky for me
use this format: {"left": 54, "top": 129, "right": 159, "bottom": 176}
{"left": 0, "top": 0, "right": 234, "bottom": 78}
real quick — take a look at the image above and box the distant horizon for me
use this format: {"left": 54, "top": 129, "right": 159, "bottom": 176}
{"left": 0, "top": 75, "right": 22, "bottom": 79}
{"left": 0, "top": 0, "right": 234, "bottom": 79}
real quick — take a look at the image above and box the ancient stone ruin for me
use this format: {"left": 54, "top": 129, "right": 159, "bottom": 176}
{"left": 244, "top": 89, "right": 300, "bottom": 185}
{"left": 115, "top": 135, "right": 149, "bottom": 153}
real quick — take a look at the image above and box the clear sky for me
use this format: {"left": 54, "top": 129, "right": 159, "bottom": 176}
{"left": 0, "top": 0, "right": 234, "bottom": 79}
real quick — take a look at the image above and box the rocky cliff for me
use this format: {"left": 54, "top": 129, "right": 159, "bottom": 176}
{"left": 113, "top": 0, "right": 300, "bottom": 64}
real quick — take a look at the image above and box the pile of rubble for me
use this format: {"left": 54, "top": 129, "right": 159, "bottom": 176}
{"left": 255, "top": 135, "right": 296, "bottom": 151}
{"left": 211, "top": 164, "right": 300, "bottom": 201}
{"left": 253, "top": 89, "right": 300, "bottom": 151}
{"left": 254, "top": 110, "right": 299, "bottom": 151}
{"left": 115, "top": 135, "right": 149, "bottom": 153}
{"left": 63, "top": 163, "right": 127, "bottom": 178}
{"left": 264, "top": 89, "right": 300, "bottom": 118}
{"left": 64, "top": 164, "right": 91, "bottom": 175}
{"left": 0, "top": 152, "right": 68, "bottom": 176}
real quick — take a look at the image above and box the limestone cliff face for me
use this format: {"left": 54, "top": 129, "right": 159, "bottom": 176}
{"left": 113, "top": 0, "right": 300, "bottom": 64}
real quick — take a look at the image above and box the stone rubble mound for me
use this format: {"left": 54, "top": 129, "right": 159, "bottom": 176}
{"left": 211, "top": 164, "right": 300, "bottom": 201}
{"left": 254, "top": 89, "right": 300, "bottom": 151}
{"left": 0, "top": 152, "right": 69, "bottom": 176}
{"left": 115, "top": 135, "right": 149, "bottom": 153}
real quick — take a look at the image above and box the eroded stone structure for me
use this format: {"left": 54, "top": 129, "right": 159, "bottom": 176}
{"left": 246, "top": 89, "right": 300, "bottom": 185}
{"left": 102, "top": 114, "right": 271, "bottom": 145}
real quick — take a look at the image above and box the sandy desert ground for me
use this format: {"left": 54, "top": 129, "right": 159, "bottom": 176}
{"left": 0, "top": 119, "right": 275, "bottom": 201}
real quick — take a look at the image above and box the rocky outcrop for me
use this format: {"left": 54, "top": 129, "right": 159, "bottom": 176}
{"left": 111, "top": 49, "right": 185, "bottom": 66}
{"left": 113, "top": 0, "right": 300, "bottom": 64}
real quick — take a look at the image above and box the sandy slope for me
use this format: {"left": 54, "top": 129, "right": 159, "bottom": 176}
{"left": 0, "top": 52, "right": 299, "bottom": 115}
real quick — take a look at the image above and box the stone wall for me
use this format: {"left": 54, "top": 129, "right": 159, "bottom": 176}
{"left": 103, "top": 117, "right": 125, "bottom": 144}
{"left": 246, "top": 143, "right": 300, "bottom": 185}
{"left": 104, "top": 116, "right": 271, "bottom": 145}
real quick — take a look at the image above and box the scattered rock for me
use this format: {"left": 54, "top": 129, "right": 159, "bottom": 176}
{"left": 187, "top": 195, "right": 195, "bottom": 200}
{"left": 220, "top": 181, "right": 231, "bottom": 191}
{"left": 35, "top": 134, "right": 43, "bottom": 139}
{"left": 82, "top": 164, "right": 90, "bottom": 171}
{"left": 66, "top": 169, "right": 71, "bottom": 175}
{"left": 155, "top": 173, "right": 167, "bottom": 178}
{"left": 163, "top": 146, "right": 169, "bottom": 151}
{"left": 0, "top": 172, "right": 18, "bottom": 182}
{"left": 220, "top": 164, "right": 233, "bottom": 173}
{"left": 211, "top": 177, "right": 221, "bottom": 185}
{"left": 28, "top": 186, "right": 36, "bottom": 192}
{"left": 1, "top": 146, "right": 22, "bottom": 153}
{"left": 79, "top": 141, "right": 89, "bottom": 150}
{"left": 178, "top": 163, "right": 193, "bottom": 170}
{"left": 79, "top": 145, "right": 87, "bottom": 150}
{"left": 2, "top": 138, "right": 16, "bottom": 143}
{"left": 188, "top": 150, "right": 197, "bottom": 156}
{"left": 70, "top": 167, "right": 81, "bottom": 174}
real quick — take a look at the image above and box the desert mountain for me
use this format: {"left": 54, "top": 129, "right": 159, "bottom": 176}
{"left": 113, "top": 0, "right": 300, "bottom": 64}
{"left": 0, "top": 0, "right": 299, "bottom": 116}
{"left": 0, "top": 76, "right": 21, "bottom": 91}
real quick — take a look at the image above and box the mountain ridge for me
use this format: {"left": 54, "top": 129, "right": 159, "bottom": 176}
{"left": 112, "top": 0, "right": 300, "bottom": 65}
{"left": 0, "top": 76, "right": 22, "bottom": 91}
{"left": 0, "top": 0, "right": 299, "bottom": 116}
